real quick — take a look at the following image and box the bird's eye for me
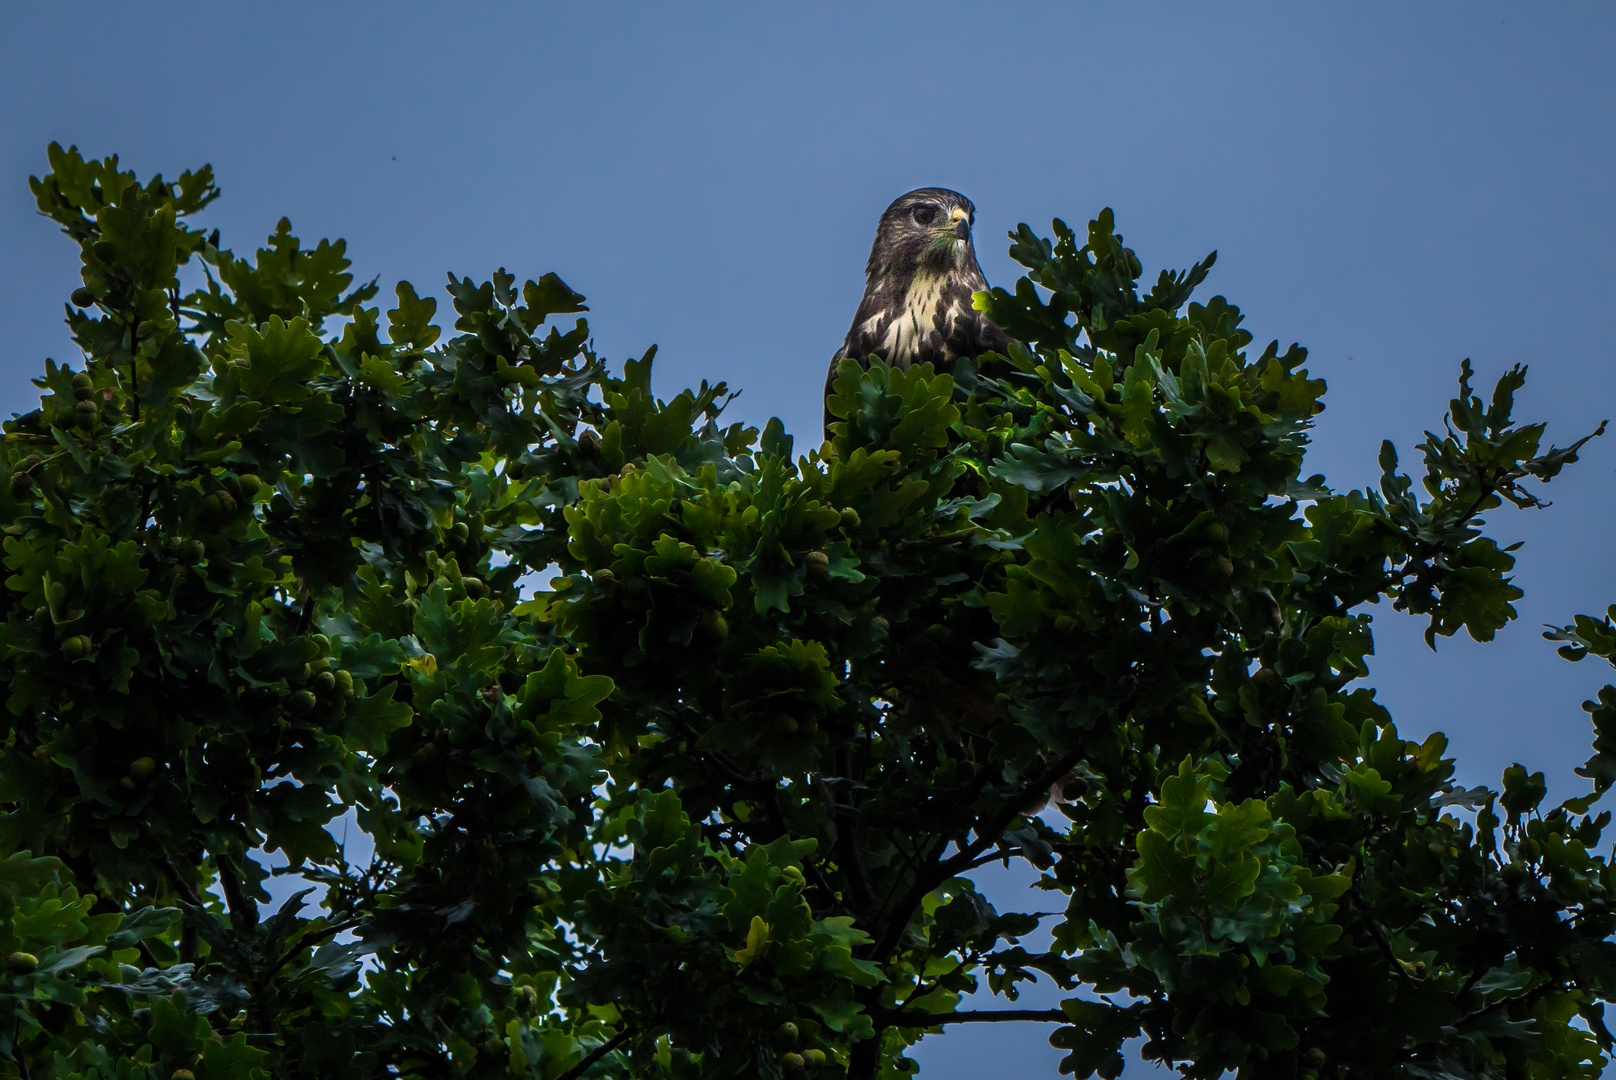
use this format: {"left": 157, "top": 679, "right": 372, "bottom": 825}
{"left": 911, "top": 205, "right": 938, "bottom": 225}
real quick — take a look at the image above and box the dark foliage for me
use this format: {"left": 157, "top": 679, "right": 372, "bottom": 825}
{"left": 3, "top": 145, "right": 1615, "bottom": 1079}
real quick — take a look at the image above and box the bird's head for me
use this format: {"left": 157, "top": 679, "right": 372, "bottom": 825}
{"left": 868, "top": 188, "right": 978, "bottom": 275}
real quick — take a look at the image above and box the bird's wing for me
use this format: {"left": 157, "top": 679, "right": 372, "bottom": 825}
{"left": 974, "top": 311, "right": 1012, "bottom": 355}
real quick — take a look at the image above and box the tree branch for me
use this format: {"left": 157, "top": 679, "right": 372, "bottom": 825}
{"left": 897, "top": 950, "right": 978, "bottom": 1010}
{"left": 215, "top": 856, "right": 259, "bottom": 932}
{"left": 668, "top": 712, "right": 770, "bottom": 792}
{"left": 554, "top": 1027, "right": 634, "bottom": 1080}
{"left": 880, "top": 1007, "right": 1067, "bottom": 1026}
{"left": 155, "top": 853, "right": 205, "bottom": 908}
{"left": 263, "top": 917, "right": 363, "bottom": 980}
{"left": 816, "top": 773, "right": 876, "bottom": 914}
{"left": 896, "top": 527, "right": 980, "bottom": 551}
{"left": 128, "top": 313, "right": 140, "bottom": 421}
{"left": 870, "top": 747, "right": 1086, "bottom": 961}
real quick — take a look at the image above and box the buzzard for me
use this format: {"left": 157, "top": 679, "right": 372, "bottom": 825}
{"left": 824, "top": 187, "right": 1010, "bottom": 426}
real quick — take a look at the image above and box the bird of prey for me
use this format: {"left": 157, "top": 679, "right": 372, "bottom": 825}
{"left": 825, "top": 187, "right": 1010, "bottom": 425}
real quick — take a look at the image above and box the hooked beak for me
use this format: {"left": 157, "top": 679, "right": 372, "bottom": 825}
{"left": 949, "top": 207, "right": 971, "bottom": 240}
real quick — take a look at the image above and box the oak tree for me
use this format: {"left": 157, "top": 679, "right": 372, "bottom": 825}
{"left": 4, "top": 144, "right": 1616, "bottom": 1079}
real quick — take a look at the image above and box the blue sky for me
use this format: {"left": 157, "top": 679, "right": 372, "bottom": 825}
{"left": 3, "top": 4, "right": 1614, "bottom": 1075}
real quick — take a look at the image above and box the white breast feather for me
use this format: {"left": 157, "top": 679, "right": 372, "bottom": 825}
{"left": 880, "top": 273, "right": 945, "bottom": 368}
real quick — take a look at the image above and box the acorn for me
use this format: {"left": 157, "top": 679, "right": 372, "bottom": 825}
{"left": 592, "top": 568, "right": 616, "bottom": 584}
{"left": 462, "top": 576, "right": 488, "bottom": 599}
{"left": 334, "top": 669, "right": 354, "bottom": 695}
{"left": 6, "top": 951, "right": 37, "bottom": 974}
{"left": 839, "top": 507, "right": 861, "bottom": 531}
{"left": 172, "top": 1070, "right": 196, "bottom": 1080}
{"left": 313, "top": 671, "right": 336, "bottom": 693}
{"left": 181, "top": 540, "right": 206, "bottom": 565}
{"left": 774, "top": 713, "right": 799, "bottom": 734}
{"left": 129, "top": 756, "right": 159, "bottom": 783}
{"left": 214, "top": 491, "right": 237, "bottom": 515}
{"left": 237, "top": 473, "right": 263, "bottom": 499}
{"left": 780, "top": 866, "right": 804, "bottom": 884}
{"left": 74, "top": 399, "right": 96, "bottom": 415}
{"left": 802, "top": 1049, "right": 826, "bottom": 1067}
{"left": 699, "top": 609, "right": 728, "bottom": 641}
{"left": 11, "top": 474, "right": 31, "bottom": 496}
{"left": 1202, "top": 521, "right": 1228, "bottom": 544}
{"left": 118, "top": 777, "right": 138, "bottom": 794}
{"left": 288, "top": 690, "right": 317, "bottom": 715}
{"left": 805, "top": 551, "right": 830, "bottom": 576}
{"left": 60, "top": 635, "right": 90, "bottom": 660}
{"left": 1204, "top": 555, "right": 1234, "bottom": 582}
{"left": 73, "top": 385, "right": 95, "bottom": 401}
{"left": 70, "top": 288, "right": 96, "bottom": 308}
{"left": 70, "top": 374, "right": 92, "bottom": 389}
{"left": 775, "top": 1022, "right": 799, "bottom": 1047}
{"left": 781, "top": 1052, "right": 805, "bottom": 1073}
{"left": 450, "top": 522, "right": 470, "bottom": 542}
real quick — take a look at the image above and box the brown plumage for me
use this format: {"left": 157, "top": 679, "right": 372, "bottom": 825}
{"left": 824, "top": 188, "right": 1010, "bottom": 427}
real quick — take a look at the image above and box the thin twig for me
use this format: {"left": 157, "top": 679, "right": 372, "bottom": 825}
{"left": 263, "top": 917, "right": 364, "bottom": 981}
{"left": 129, "top": 313, "right": 140, "bottom": 421}
{"left": 295, "top": 588, "right": 316, "bottom": 636}
{"left": 155, "top": 855, "right": 205, "bottom": 908}
{"left": 898, "top": 951, "right": 977, "bottom": 1010}
{"left": 668, "top": 713, "right": 770, "bottom": 792}
{"left": 554, "top": 1027, "right": 634, "bottom": 1080}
